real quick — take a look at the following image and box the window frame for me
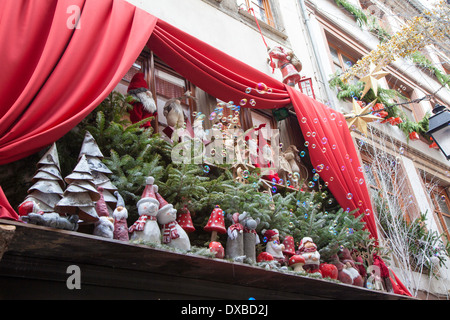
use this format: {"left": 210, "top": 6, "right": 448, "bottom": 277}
{"left": 430, "top": 185, "right": 450, "bottom": 240}
{"left": 327, "top": 43, "right": 358, "bottom": 75}
{"left": 240, "top": 0, "right": 276, "bottom": 28}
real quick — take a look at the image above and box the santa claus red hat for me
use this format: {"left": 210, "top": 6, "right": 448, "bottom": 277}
{"left": 262, "top": 229, "right": 279, "bottom": 240}
{"left": 128, "top": 72, "right": 148, "bottom": 92}
{"left": 137, "top": 176, "right": 159, "bottom": 207}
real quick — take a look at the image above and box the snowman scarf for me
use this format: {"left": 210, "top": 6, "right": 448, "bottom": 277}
{"left": 162, "top": 221, "right": 180, "bottom": 243}
{"left": 128, "top": 215, "right": 156, "bottom": 233}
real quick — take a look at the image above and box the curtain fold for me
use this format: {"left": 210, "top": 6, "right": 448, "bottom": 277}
{"left": 287, "top": 86, "right": 378, "bottom": 239}
{"left": 0, "top": 0, "right": 157, "bottom": 165}
{"left": 148, "top": 19, "right": 290, "bottom": 110}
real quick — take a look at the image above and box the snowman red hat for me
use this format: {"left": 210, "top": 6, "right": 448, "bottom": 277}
{"left": 155, "top": 191, "right": 176, "bottom": 216}
{"left": 137, "top": 176, "right": 159, "bottom": 207}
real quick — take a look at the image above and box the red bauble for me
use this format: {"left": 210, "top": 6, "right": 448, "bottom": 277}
{"left": 319, "top": 263, "right": 338, "bottom": 280}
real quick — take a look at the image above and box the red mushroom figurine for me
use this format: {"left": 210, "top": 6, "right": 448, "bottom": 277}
{"left": 209, "top": 241, "right": 225, "bottom": 259}
{"left": 177, "top": 204, "right": 196, "bottom": 233}
{"left": 256, "top": 252, "right": 274, "bottom": 263}
{"left": 289, "top": 255, "right": 306, "bottom": 272}
{"left": 204, "top": 205, "right": 226, "bottom": 241}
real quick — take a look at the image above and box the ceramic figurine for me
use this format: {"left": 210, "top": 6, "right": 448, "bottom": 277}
{"left": 127, "top": 72, "right": 157, "bottom": 128}
{"left": 129, "top": 177, "right": 161, "bottom": 244}
{"left": 156, "top": 192, "right": 191, "bottom": 251}
{"left": 112, "top": 191, "right": 129, "bottom": 242}
{"left": 262, "top": 229, "right": 285, "bottom": 264}
{"left": 243, "top": 215, "right": 260, "bottom": 263}
{"left": 225, "top": 212, "right": 248, "bottom": 261}
{"left": 297, "top": 237, "right": 321, "bottom": 273}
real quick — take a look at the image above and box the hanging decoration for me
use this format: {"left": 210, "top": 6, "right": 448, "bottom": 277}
{"left": 359, "top": 63, "right": 389, "bottom": 99}
{"left": 344, "top": 99, "right": 382, "bottom": 136}
{"left": 340, "top": 1, "right": 450, "bottom": 82}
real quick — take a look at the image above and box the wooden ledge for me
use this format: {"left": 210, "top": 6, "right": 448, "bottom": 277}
{"left": 0, "top": 219, "right": 415, "bottom": 300}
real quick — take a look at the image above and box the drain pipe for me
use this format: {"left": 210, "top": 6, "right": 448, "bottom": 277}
{"left": 297, "top": 0, "right": 336, "bottom": 109}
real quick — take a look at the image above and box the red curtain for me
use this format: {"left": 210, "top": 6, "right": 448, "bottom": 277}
{"left": 287, "top": 87, "right": 378, "bottom": 239}
{"left": 148, "top": 20, "right": 378, "bottom": 240}
{"left": 148, "top": 19, "right": 291, "bottom": 110}
{"left": 0, "top": 0, "right": 156, "bottom": 165}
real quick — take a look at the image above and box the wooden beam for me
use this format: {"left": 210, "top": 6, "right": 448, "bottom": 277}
{"left": 0, "top": 224, "right": 15, "bottom": 262}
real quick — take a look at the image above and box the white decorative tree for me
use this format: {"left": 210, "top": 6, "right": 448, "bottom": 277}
{"left": 54, "top": 154, "right": 100, "bottom": 223}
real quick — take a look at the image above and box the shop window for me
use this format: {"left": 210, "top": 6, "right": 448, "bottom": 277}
{"left": 237, "top": 0, "right": 275, "bottom": 27}
{"left": 430, "top": 187, "right": 450, "bottom": 240}
{"left": 116, "top": 50, "right": 197, "bottom": 134}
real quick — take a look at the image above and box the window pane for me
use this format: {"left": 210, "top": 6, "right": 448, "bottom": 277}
{"left": 443, "top": 215, "right": 450, "bottom": 234}
{"left": 401, "top": 107, "right": 416, "bottom": 122}
{"left": 341, "top": 54, "right": 354, "bottom": 70}
{"left": 434, "top": 193, "right": 450, "bottom": 215}
{"left": 329, "top": 46, "right": 341, "bottom": 65}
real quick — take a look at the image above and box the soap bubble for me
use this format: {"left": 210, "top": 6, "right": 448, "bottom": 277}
{"left": 256, "top": 82, "right": 269, "bottom": 94}
{"left": 240, "top": 99, "right": 248, "bottom": 106}
{"left": 203, "top": 165, "right": 210, "bottom": 173}
{"left": 301, "top": 117, "right": 307, "bottom": 123}
{"left": 249, "top": 99, "right": 256, "bottom": 106}
{"left": 245, "top": 87, "right": 252, "bottom": 94}
{"left": 346, "top": 193, "right": 353, "bottom": 200}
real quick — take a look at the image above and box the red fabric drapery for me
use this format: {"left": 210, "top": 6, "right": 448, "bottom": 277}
{"left": 0, "top": 0, "right": 377, "bottom": 241}
{"left": 0, "top": 0, "right": 156, "bottom": 165}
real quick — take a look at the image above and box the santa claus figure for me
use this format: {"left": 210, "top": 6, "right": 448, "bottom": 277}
{"left": 127, "top": 72, "right": 157, "bottom": 128}
{"left": 297, "top": 237, "right": 321, "bottom": 273}
{"left": 262, "top": 229, "right": 285, "bottom": 264}
{"left": 268, "top": 46, "right": 302, "bottom": 88}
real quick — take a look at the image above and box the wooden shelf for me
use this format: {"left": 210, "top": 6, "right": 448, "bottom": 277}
{"left": 0, "top": 219, "right": 414, "bottom": 300}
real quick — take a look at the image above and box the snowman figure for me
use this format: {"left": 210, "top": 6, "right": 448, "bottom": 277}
{"left": 129, "top": 177, "right": 161, "bottom": 244}
{"left": 156, "top": 192, "right": 191, "bottom": 251}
